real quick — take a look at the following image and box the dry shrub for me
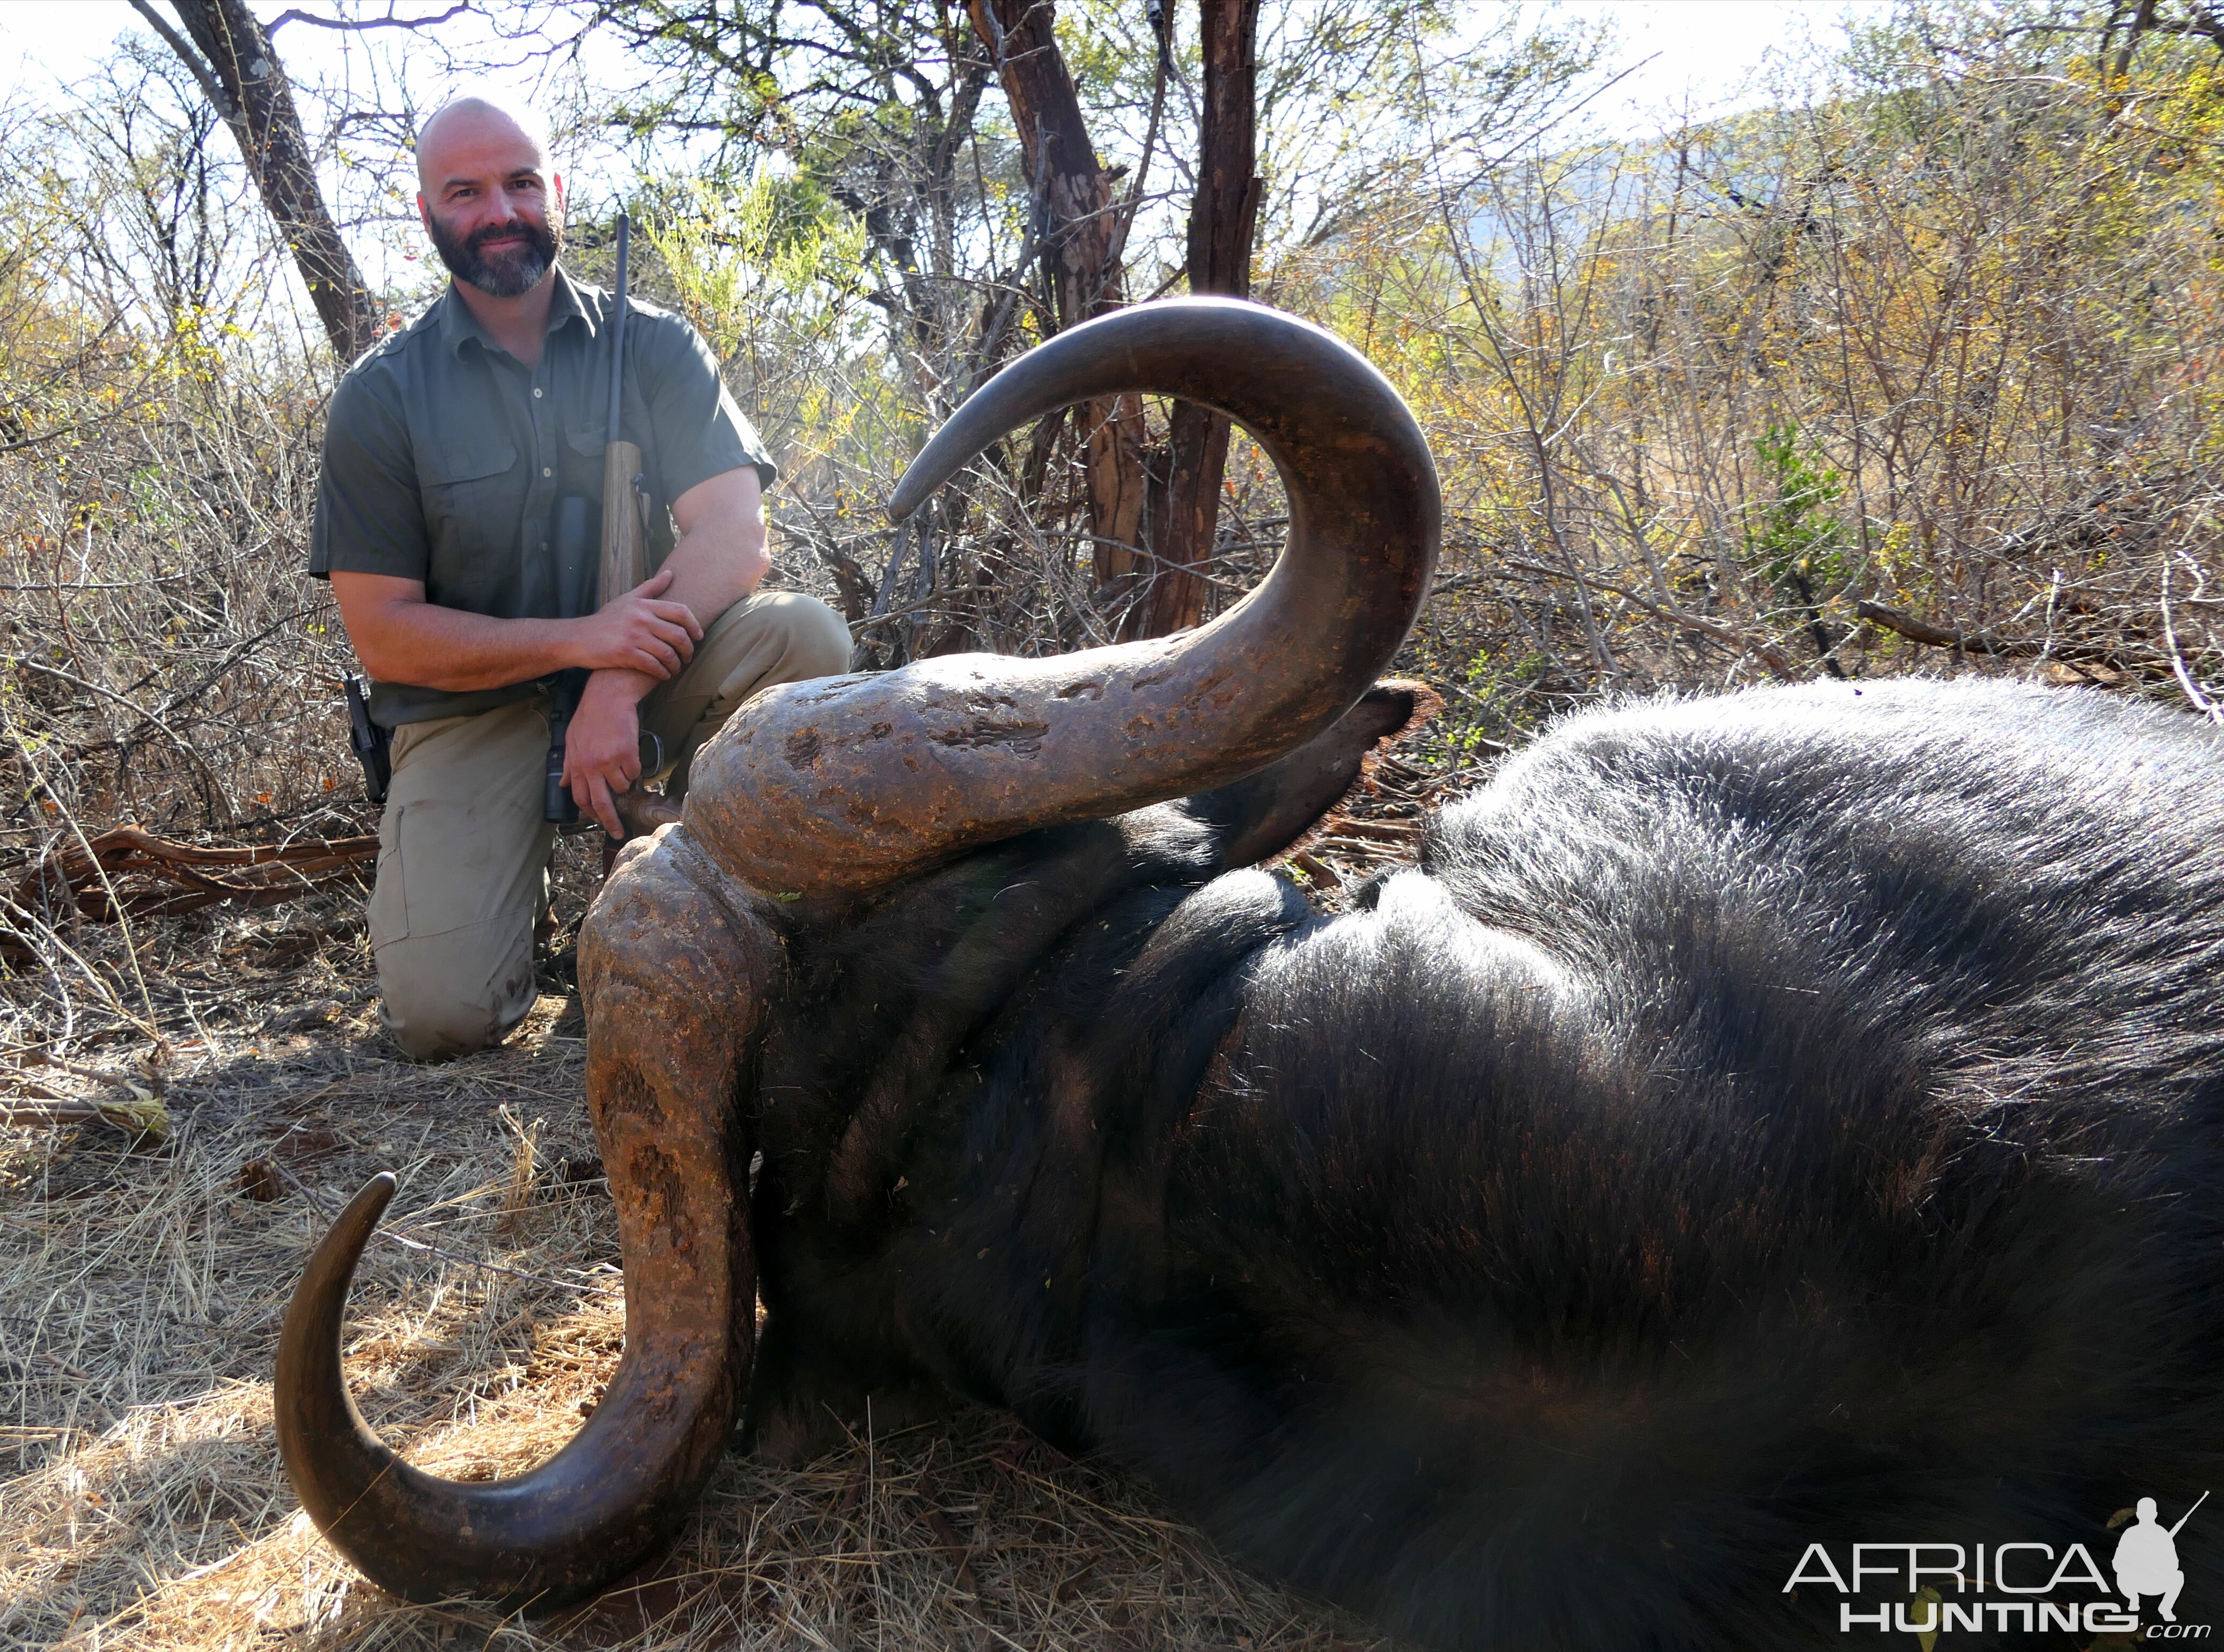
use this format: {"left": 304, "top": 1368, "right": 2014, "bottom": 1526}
{"left": 1258, "top": 19, "right": 2224, "bottom": 756}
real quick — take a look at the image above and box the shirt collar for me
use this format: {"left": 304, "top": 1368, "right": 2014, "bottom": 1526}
{"left": 434, "top": 263, "right": 596, "bottom": 357}
{"left": 548, "top": 266, "right": 598, "bottom": 340}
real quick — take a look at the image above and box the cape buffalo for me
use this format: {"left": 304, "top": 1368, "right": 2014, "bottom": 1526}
{"left": 276, "top": 299, "right": 2224, "bottom": 1649}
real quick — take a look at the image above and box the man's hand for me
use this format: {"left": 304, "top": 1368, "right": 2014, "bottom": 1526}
{"left": 563, "top": 670, "right": 650, "bottom": 836}
{"left": 571, "top": 566, "right": 702, "bottom": 677}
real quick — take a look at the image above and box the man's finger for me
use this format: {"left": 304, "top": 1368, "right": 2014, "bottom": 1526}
{"left": 586, "top": 773, "right": 621, "bottom": 838}
{"left": 644, "top": 600, "right": 704, "bottom": 637}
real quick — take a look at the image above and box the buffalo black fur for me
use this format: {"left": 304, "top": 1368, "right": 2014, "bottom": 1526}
{"left": 747, "top": 678, "right": 2224, "bottom": 1649}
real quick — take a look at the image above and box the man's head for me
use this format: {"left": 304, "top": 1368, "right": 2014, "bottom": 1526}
{"left": 416, "top": 93, "right": 563, "bottom": 298}
{"left": 2141, "top": 1498, "right": 2161, "bottom": 1522}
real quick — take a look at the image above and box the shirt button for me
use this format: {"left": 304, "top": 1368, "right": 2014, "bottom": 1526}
{"left": 542, "top": 467, "right": 553, "bottom": 477}
{"left": 533, "top": 387, "right": 543, "bottom": 398}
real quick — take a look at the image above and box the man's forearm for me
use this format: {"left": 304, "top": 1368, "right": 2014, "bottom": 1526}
{"left": 583, "top": 517, "right": 769, "bottom": 706}
{"left": 356, "top": 601, "right": 587, "bottom": 693}
{"left": 332, "top": 567, "right": 705, "bottom": 691}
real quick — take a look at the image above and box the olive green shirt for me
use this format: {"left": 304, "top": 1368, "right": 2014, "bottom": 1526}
{"left": 310, "top": 267, "right": 777, "bottom": 727}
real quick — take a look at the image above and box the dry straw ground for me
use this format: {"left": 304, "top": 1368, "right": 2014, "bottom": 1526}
{"left": 0, "top": 781, "right": 1442, "bottom": 1652}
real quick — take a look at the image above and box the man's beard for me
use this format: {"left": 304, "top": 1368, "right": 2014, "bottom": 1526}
{"left": 426, "top": 212, "right": 562, "bottom": 298}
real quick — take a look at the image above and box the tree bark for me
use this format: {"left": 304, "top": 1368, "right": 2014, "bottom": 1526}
{"left": 137, "top": 0, "right": 380, "bottom": 360}
{"left": 966, "top": 0, "right": 1148, "bottom": 586}
{"left": 1142, "top": 0, "right": 1262, "bottom": 637}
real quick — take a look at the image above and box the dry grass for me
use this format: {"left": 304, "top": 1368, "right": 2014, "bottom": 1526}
{"left": 0, "top": 823, "right": 1403, "bottom": 1652}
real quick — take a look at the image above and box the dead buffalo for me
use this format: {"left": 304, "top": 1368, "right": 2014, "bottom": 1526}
{"left": 275, "top": 298, "right": 2224, "bottom": 1649}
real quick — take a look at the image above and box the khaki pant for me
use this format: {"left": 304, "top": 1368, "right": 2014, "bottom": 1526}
{"left": 370, "top": 589, "right": 851, "bottom": 1058}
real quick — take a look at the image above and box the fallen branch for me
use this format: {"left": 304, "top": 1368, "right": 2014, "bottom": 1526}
{"left": 1853, "top": 599, "right": 2131, "bottom": 671}
{"left": 5, "top": 825, "right": 378, "bottom": 931}
{"left": 1319, "top": 816, "right": 1423, "bottom": 846}
{"left": 1, "top": 1090, "right": 172, "bottom": 1141}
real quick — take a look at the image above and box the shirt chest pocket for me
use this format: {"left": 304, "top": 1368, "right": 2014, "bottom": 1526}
{"left": 419, "top": 441, "right": 521, "bottom": 614}
{"left": 565, "top": 424, "right": 670, "bottom": 564}
{"left": 563, "top": 424, "right": 608, "bottom": 498}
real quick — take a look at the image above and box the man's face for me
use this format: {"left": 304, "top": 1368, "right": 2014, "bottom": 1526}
{"left": 416, "top": 107, "right": 563, "bottom": 298}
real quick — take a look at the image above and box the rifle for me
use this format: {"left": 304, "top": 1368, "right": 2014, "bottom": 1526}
{"left": 544, "top": 211, "right": 659, "bottom": 830}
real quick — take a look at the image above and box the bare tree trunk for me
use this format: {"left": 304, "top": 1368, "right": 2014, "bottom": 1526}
{"left": 966, "top": 0, "right": 1148, "bottom": 585}
{"left": 1142, "top": 0, "right": 1263, "bottom": 637}
{"left": 131, "top": 0, "right": 380, "bottom": 360}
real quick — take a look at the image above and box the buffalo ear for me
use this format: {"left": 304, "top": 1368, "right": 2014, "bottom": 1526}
{"left": 1185, "top": 680, "right": 1437, "bottom": 869}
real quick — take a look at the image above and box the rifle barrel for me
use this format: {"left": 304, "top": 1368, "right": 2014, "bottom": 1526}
{"left": 2170, "top": 1489, "right": 2210, "bottom": 1538}
{"left": 607, "top": 212, "right": 629, "bottom": 445}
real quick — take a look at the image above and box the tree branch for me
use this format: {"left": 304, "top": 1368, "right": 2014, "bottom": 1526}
{"left": 266, "top": 2, "right": 473, "bottom": 31}
{"left": 124, "top": 0, "right": 236, "bottom": 120}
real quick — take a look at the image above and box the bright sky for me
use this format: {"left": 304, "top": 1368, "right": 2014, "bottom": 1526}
{"left": 0, "top": 0, "right": 1901, "bottom": 304}
{"left": 3, "top": 1, "right": 1903, "bottom": 130}
{"left": 1, "top": 0, "right": 553, "bottom": 107}
{"left": 1557, "top": 1, "right": 1900, "bottom": 128}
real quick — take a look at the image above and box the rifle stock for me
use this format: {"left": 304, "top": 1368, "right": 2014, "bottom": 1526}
{"left": 598, "top": 439, "right": 651, "bottom": 600}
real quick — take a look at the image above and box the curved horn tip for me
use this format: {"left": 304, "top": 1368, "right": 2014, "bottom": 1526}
{"left": 282, "top": 1172, "right": 396, "bottom": 1356}
{"left": 883, "top": 297, "right": 1415, "bottom": 524}
{"left": 343, "top": 1170, "right": 399, "bottom": 1232}
{"left": 886, "top": 476, "right": 931, "bottom": 526}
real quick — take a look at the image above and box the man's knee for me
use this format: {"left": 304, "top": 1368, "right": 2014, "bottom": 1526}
{"left": 734, "top": 590, "right": 852, "bottom": 689}
{"left": 789, "top": 592, "right": 855, "bottom": 679}
{"left": 375, "top": 928, "right": 538, "bottom": 1060}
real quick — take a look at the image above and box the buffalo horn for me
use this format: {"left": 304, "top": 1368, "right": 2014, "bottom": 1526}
{"left": 683, "top": 296, "right": 1441, "bottom": 899}
{"left": 275, "top": 834, "right": 769, "bottom": 1607}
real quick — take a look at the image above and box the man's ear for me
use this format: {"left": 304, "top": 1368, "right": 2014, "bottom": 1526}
{"left": 551, "top": 172, "right": 565, "bottom": 214}
{"left": 416, "top": 191, "right": 432, "bottom": 231}
{"left": 1183, "top": 681, "right": 1439, "bottom": 870}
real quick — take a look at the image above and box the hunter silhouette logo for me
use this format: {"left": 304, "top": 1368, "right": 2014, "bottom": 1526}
{"left": 1784, "top": 1492, "right": 2211, "bottom": 1637}
{"left": 2117, "top": 1493, "right": 2207, "bottom": 1624}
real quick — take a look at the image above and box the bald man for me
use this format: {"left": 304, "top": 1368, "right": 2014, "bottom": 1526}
{"left": 310, "top": 94, "right": 851, "bottom": 1059}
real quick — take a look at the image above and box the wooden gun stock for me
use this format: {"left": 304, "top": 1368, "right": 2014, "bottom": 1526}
{"left": 598, "top": 439, "right": 651, "bottom": 602}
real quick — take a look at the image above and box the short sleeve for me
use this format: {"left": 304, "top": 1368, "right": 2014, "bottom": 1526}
{"left": 638, "top": 313, "right": 779, "bottom": 506}
{"left": 310, "top": 368, "right": 431, "bottom": 581}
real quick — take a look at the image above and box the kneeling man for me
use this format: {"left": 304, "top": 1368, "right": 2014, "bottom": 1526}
{"left": 312, "top": 93, "right": 850, "bottom": 1057}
